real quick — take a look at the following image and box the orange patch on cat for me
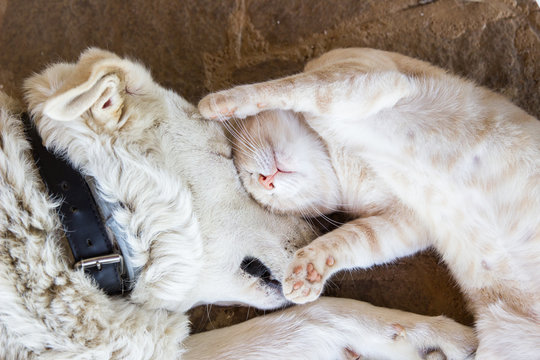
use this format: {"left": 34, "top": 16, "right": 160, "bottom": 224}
{"left": 356, "top": 222, "right": 379, "bottom": 253}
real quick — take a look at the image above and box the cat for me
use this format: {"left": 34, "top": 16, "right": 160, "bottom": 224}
{"left": 198, "top": 48, "right": 540, "bottom": 359}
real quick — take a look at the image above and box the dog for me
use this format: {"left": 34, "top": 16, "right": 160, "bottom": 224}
{"left": 0, "top": 48, "right": 476, "bottom": 359}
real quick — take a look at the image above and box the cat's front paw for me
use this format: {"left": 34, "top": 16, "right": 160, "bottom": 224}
{"left": 283, "top": 247, "right": 336, "bottom": 304}
{"left": 198, "top": 88, "right": 264, "bottom": 121}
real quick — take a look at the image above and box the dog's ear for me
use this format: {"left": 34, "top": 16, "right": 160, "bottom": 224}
{"left": 43, "top": 73, "right": 123, "bottom": 122}
{"left": 43, "top": 49, "right": 125, "bottom": 123}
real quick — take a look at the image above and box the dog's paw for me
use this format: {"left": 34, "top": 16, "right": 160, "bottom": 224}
{"left": 385, "top": 320, "right": 475, "bottom": 360}
{"left": 282, "top": 246, "right": 336, "bottom": 304}
{"left": 198, "top": 88, "right": 264, "bottom": 121}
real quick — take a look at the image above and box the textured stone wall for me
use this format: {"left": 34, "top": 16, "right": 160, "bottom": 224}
{"left": 1, "top": 0, "right": 538, "bottom": 332}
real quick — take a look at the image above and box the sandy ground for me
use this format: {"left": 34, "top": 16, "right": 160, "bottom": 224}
{"left": 0, "top": 0, "right": 538, "bottom": 332}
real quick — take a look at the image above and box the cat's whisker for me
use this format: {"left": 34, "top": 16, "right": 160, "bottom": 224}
{"left": 225, "top": 125, "right": 266, "bottom": 165}
{"left": 229, "top": 123, "right": 273, "bottom": 172}
{"left": 300, "top": 211, "right": 326, "bottom": 237}
{"left": 240, "top": 115, "right": 264, "bottom": 150}
{"left": 224, "top": 121, "right": 260, "bottom": 156}
{"left": 208, "top": 97, "right": 233, "bottom": 123}
{"left": 231, "top": 145, "right": 258, "bottom": 162}
{"left": 288, "top": 191, "right": 346, "bottom": 235}
{"left": 289, "top": 197, "right": 343, "bottom": 230}
{"left": 236, "top": 116, "right": 267, "bottom": 154}
{"left": 301, "top": 204, "right": 346, "bottom": 228}
{"left": 290, "top": 205, "right": 321, "bottom": 238}
{"left": 290, "top": 189, "right": 348, "bottom": 227}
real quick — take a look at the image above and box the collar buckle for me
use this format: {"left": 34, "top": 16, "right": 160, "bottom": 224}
{"left": 74, "top": 254, "right": 124, "bottom": 273}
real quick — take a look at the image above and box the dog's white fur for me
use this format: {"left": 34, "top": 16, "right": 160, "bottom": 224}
{"left": 0, "top": 48, "right": 476, "bottom": 359}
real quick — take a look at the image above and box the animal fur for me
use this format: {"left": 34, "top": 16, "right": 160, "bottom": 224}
{"left": 0, "top": 48, "right": 476, "bottom": 359}
{"left": 199, "top": 47, "right": 540, "bottom": 359}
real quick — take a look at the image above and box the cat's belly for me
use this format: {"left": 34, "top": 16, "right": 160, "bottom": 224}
{"left": 328, "top": 144, "right": 394, "bottom": 216}
{"left": 317, "top": 114, "right": 540, "bottom": 294}
{"left": 374, "top": 161, "right": 539, "bottom": 295}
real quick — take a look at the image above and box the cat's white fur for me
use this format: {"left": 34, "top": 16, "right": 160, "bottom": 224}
{"left": 0, "top": 48, "right": 477, "bottom": 359}
{"left": 199, "top": 47, "right": 540, "bottom": 359}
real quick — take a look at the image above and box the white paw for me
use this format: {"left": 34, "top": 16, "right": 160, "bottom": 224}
{"left": 282, "top": 247, "right": 336, "bottom": 304}
{"left": 429, "top": 317, "right": 477, "bottom": 360}
{"left": 387, "top": 320, "right": 476, "bottom": 360}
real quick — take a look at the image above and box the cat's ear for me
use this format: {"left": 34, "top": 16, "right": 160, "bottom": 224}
{"left": 43, "top": 48, "right": 125, "bottom": 124}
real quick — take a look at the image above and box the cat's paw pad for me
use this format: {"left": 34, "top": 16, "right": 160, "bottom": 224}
{"left": 282, "top": 248, "right": 336, "bottom": 304}
{"left": 198, "top": 89, "right": 261, "bottom": 121}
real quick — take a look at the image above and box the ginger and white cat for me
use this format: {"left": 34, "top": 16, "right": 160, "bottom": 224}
{"left": 198, "top": 48, "right": 540, "bottom": 359}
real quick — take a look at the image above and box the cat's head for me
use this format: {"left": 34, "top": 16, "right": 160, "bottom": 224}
{"left": 229, "top": 110, "right": 340, "bottom": 216}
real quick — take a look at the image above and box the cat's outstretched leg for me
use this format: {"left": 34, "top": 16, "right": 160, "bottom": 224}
{"left": 198, "top": 66, "right": 412, "bottom": 122}
{"left": 284, "top": 208, "right": 429, "bottom": 304}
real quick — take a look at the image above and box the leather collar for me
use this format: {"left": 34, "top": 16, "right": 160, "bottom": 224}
{"left": 22, "top": 113, "right": 132, "bottom": 295}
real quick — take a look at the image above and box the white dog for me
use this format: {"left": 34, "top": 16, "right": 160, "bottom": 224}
{"left": 0, "top": 48, "right": 475, "bottom": 359}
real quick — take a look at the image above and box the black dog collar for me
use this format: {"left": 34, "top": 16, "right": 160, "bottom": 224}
{"left": 22, "top": 113, "right": 129, "bottom": 295}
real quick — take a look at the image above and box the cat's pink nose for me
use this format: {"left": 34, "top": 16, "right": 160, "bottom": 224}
{"left": 258, "top": 174, "right": 275, "bottom": 190}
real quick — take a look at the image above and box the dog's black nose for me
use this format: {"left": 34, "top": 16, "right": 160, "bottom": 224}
{"left": 240, "top": 257, "right": 281, "bottom": 290}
